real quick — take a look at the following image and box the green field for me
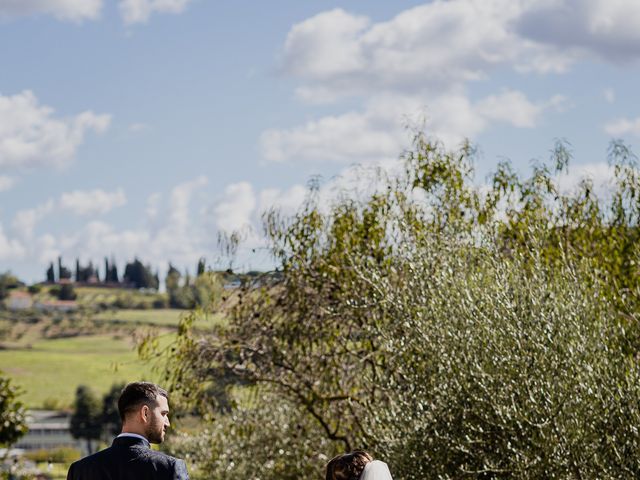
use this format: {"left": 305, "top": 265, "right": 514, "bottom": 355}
{"left": 0, "top": 286, "right": 228, "bottom": 409}
{"left": 92, "top": 308, "right": 184, "bottom": 326}
{"left": 92, "top": 308, "right": 227, "bottom": 329}
{"left": 0, "top": 333, "right": 164, "bottom": 408}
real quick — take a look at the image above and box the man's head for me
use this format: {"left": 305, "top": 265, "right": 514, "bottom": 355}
{"left": 118, "top": 382, "right": 170, "bottom": 444}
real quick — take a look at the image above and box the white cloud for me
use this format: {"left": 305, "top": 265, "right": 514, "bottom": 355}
{"left": 45, "top": 177, "right": 210, "bottom": 277}
{"left": 146, "top": 192, "right": 161, "bottom": 220}
{"left": 0, "top": 91, "right": 111, "bottom": 170}
{"left": 0, "top": 0, "right": 102, "bottom": 22}
{"left": 213, "top": 182, "right": 257, "bottom": 233}
{"left": 604, "top": 117, "right": 640, "bottom": 137}
{"left": 261, "top": 90, "right": 564, "bottom": 163}
{"left": 283, "top": 9, "right": 370, "bottom": 82}
{"left": 59, "top": 188, "right": 127, "bottom": 216}
{"left": 261, "top": 93, "right": 415, "bottom": 164}
{"left": 12, "top": 199, "right": 55, "bottom": 240}
{"left": 167, "top": 175, "right": 208, "bottom": 229}
{"left": 284, "top": 1, "right": 640, "bottom": 102}
{"left": 10, "top": 187, "right": 126, "bottom": 244}
{"left": 119, "top": 0, "right": 192, "bottom": 24}
{"left": 258, "top": 185, "right": 307, "bottom": 217}
{"left": 0, "top": 223, "right": 25, "bottom": 260}
{"left": 61, "top": 221, "right": 150, "bottom": 263}
{"left": 0, "top": 175, "right": 15, "bottom": 192}
{"left": 268, "top": 2, "right": 581, "bottom": 165}
{"left": 515, "top": 0, "right": 640, "bottom": 63}
{"left": 281, "top": 2, "right": 573, "bottom": 102}
{"left": 555, "top": 161, "right": 616, "bottom": 201}
{"left": 145, "top": 176, "right": 209, "bottom": 266}
{"left": 35, "top": 233, "right": 59, "bottom": 264}
{"left": 476, "top": 91, "right": 567, "bottom": 128}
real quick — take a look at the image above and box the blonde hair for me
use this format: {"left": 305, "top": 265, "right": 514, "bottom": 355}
{"left": 326, "top": 451, "right": 373, "bottom": 480}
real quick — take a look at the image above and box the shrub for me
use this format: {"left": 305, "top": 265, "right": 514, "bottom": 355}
{"left": 25, "top": 447, "right": 81, "bottom": 464}
{"left": 159, "top": 136, "right": 640, "bottom": 479}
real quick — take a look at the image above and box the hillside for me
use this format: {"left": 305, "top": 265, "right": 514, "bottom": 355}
{"left": 0, "top": 285, "right": 226, "bottom": 409}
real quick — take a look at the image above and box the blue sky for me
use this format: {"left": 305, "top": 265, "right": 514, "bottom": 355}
{"left": 1, "top": 0, "right": 639, "bottom": 283}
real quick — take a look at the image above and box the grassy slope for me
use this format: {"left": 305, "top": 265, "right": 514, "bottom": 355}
{"left": 0, "top": 334, "right": 161, "bottom": 408}
{"left": 92, "top": 309, "right": 184, "bottom": 326}
{"left": 1, "top": 286, "right": 232, "bottom": 409}
{"left": 93, "top": 308, "right": 227, "bottom": 328}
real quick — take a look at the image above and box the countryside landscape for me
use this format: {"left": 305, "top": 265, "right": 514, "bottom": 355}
{"left": 1, "top": 258, "right": 234, "bottom": 478}
{"left": 3, "top": 1, "right": 640, "bottom": 479}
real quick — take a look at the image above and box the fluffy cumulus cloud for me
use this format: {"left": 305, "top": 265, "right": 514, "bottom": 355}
{"left": 263, "top": 90, "right": 565, "bottom": 163}
{"left": 261, "top": 96, "right": 411, "bottom": 164}
{"left": 514, "top": 0, "right": 640, "bottom": 63}
{"left": 0, "top": 223, "right": 25, "bottom": 260}
{"left": 5, "top": 171, "right": 431, "bottom": 279}
{"left": 0, "top": 0, "right": 102, "bottom": 22}
{"left": 282, "top": 1, "right": 568, "bottom": 99}
{"left": 258, "top": 185, "right": 308, "bottom": 217}
{"left": 59, "top": 188, "right": 127, "bottom": 215}
{"left": 12, "top": 199, "right": 55, "bottom": 240}
{"left": 9, "top": 177, "right": 210, "bottom": 280}
{"left": 555, "top": 161, "right": 616, "bottom": 196}
{"left": 475, "top": 90, "right": 567, "bottom": 128}
{"left": 119, "top": 0, "right": 192, "bottom": 24}
{"left": 264, "top": 0, "right": 640, "bottom": 164}
{"left": 9, "top": 188, "right": 125, "bottom": 245}
{"left": 213, "top": 182, "right": 257, "bottom": 233}
{"left": 283, "top": 0, "right": 640, "bottom": 98}
{"left": 604, "top": 117, "right": 640, "bottom": 137}
{"left": 0, "top": 91, "right": 111, "bottom": 170}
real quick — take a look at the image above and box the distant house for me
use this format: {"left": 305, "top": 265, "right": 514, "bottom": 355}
{"left": 6, "top": 291, "right": 33, "bottom": 311}
{"left": 14, "top": 410, "right": 86, "bottom": 454}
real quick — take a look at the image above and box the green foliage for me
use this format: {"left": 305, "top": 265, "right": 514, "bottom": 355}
{"left": 46, "top": 262, "right": 55, "bottom": 283}
{"left": 58, "top": 256, "right": 72, "bottom": 281}
{"left": 24, "top": 446, "right": 82, "bottom": 463}
{"left": 123, "top": 259, "right": 159, "bottom": 290}
{"left": 75, "top": 259, "right": 99, "bottom": 283}
{"left": 104, "top": 257, "right": 120, "bottom": 283}
{"left": 166, "top": 394, "right": 333, "bottom": 480}
{"left": 160, "top": 135, "right": 640, "bottom": 479}
{"left": 70, "top": 385, "right": 106, "bottom": 454}
{"left": 100, "top": 383, "right": 125, "bottom": 439}
{"left": 0, "top": 373, "right": 27, "bottom": 446}
{"left": 0, "top": 272, "right": 22, "bottom": 301}
{"left": 166, "top": 265, "right": 222, "bottom": 310}
{"left": 58, "top": 283, "right": 77, "bottom": 301}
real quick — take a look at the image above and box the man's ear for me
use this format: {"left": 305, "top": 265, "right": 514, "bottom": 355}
{"left": 141, "top": 404, "right": 150, "bottom": 423}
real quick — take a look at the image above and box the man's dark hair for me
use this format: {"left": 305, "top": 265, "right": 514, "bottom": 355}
{"left": 118, "top": 382, "right": 168, "bottom": 421}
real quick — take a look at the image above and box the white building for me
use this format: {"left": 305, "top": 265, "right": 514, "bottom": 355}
{"left": 14, "top": 410, "right": 85, "bottom": 454}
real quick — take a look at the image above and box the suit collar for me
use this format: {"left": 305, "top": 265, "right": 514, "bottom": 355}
{"left": 113, "top": 434, "right": 150, "bottom": 448}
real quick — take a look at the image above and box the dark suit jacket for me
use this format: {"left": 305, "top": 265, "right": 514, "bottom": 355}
{"left": 67, "top": 436, "right": 189, "bottom": 480}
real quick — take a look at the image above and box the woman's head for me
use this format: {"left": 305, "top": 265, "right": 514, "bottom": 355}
{"left": 326, "top": 451, "right": 373, "bottom": 480}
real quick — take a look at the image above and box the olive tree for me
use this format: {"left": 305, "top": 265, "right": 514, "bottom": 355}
{"left": 158, "top": 135, "right": 640, "bottom": 479}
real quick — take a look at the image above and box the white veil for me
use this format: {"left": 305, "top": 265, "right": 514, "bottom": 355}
{"left": 360, "top": 460, "right": 393, "bottom": 480}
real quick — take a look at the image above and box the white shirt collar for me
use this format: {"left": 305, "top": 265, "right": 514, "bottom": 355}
{"left": 116, "top": 432, "right": 149, "bottom": 444}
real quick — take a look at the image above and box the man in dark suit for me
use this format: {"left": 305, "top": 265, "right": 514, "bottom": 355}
{"left": 67, "top": 382, "right": 189, "bottom": 480}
